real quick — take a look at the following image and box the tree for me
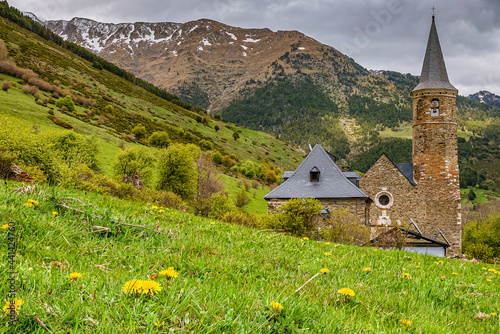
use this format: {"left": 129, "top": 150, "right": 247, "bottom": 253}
{"left": 149, "top": 131, "right": 171, "bottom": 148}
{"left": 157, "top": 143, "right": 200, "bottom": 200}
{"left": 132, "top": 123, "right": 147, "bottom": 139}
{"left": 55, "top": 95, "right": 75, "bottom": 112}
{"left": 193, "top": 155, "right": 224, "bottom": 216}
{"left": 235, "top": 189, "right": 251, "bottom": 208}
{"left": 113, "top": 147, "right": 156, "bottom": 186}
{"left": 232, "top": 132, "right": 240, "bottom": 140}
{"left": 268, "top": 198, "right": 322, "bottom": 236}
{"left": 467, "top": 188, "right": 477, "bottom": 201}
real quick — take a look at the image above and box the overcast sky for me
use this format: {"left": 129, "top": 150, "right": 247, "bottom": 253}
{"left": 7, "top": 0, "right": 500, "bottom": 96}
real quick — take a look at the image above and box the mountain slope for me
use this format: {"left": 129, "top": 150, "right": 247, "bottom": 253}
{"left": 468, "top": 90, "right": 500, "bottom": 109}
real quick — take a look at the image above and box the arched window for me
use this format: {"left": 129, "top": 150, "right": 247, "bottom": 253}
{"left": 430, "top": 99, "right": 439, "bottom": 116}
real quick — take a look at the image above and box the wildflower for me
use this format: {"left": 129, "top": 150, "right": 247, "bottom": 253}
{"left": 210, "top": 222, "right": 215, "bottom": 225}
{"left": 452, "top": 272, "right": 458, "bottom": 275}
{"left": 487, "top": 279, "right": 492, "bottom": 282}
{"left": 373, "top": 248, "right": 378, "bottom": 251}
{"left": 3, "top": 298, "right": 24, "bottom": 315}
{"left": 123, "top": 279, "right": 143, "bottom": 293}
{"left": 23, "top": 202, "right": 33, "bottom": 208}
{"left": 434, "top": 262, "right": 439, "bottom": 264}
{"left": 266, "top": 236, "right": 270, "bottom": 239}
{"left": 303, "top": 237, "right": 309, "bottom": 240}
{"left": 152, "top": 205, "right": 158, "bottom": 210}
{"left": 415, "top": 266, "right": 421, "bottom": 269}
{"left": 363, "top": 268, "right": 371, "bottom": 273}
{"left": 52, "top": 211, "right": 58, "bottom": 215}
{"left": 482, "top": 267, "right": 487, "bottom": 270}
{"left": 320, "top": 268, "right": 330, "bottom": 274}
{"left": 154, "top": 321, "right": 166, "bottom": 327}
{"left": 441, "top": 276, "right": 446, "bottom": 280}
{"left": 147, "top": 203, "right": 150, "bottom": 206}
{"left": 492, "top": 313, "right": 497, "bottom": 316}
{"left": 400, "top": 319, "right": 412, "bottom": 326}
{"left": 438, "top": 260, "right": 444, "bottom": 264}
{"left": 324, "top": 252, "right": 332, "bottom": 256}
{"left": 334, "top": 244, "right": 340, "bottom": 247}
{"left": 325, "top": 242, "right": 330, "bottom": 245}
{"left": 159, "top": 267, "right": 179, "bottom": 278}
{"left": 68, "top": 272, "right": 82, "bottom": 281}
{"left": 141, "top": 280, "right": 162, "bottom": 295}
{"left": 1, "top": 224, "right": 9, "bottom": 229}
{"left": 28, "top": 199, "right": 38, "bottom": 205}
{"left": 270, "top": 301, "right": 284, "bottom": 312}
{"left": 488, "top": 269, "right": 496, "bottom": 272}
{"left": 401, "top": 273, "right": 412, "bottom": 280}
{"left": 159, "top": 209, "right": 165, "bottom": 213}
{"left": 338, "top": 288, "right": 355, "bottom": 297}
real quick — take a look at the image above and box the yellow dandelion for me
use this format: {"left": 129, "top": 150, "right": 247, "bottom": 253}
{"left": 152, "top": 205, "right": 158, "bottom": 210}
{"left": 141, "top": 280, "right": 162, "bottom": 295}
{"left": 400, "top": 319, "right": 412, "bottom": 326}
{"left": 147, "top": 203, "right": 150, "bottom": 206}
{"left": 154, "top": 321, "right": 166, "bottom": 327}
{"left": 210, "top": 222, "right": 215, "bottom": 225}
{"left": 487, "top": 279, "right": 492, "bottom": 282}
{"left": 438, "top": 260, "right": 444, "bottom": 264}
{"left": 338, "top": 288, "right": 355, "bottom": 297}
{"left": 270, "top": 301, "right": 284, "bottom": 312}
{"left": 373, "top": 248, "right": 378, "bottom": 251}
{"left": 303, "top": 237, "right": 309, "bottom": 240}
{"left": 363, "top": 268, "right": 371, "bottom": 273}
{"left": 266, "top": 236, "right": 270, "bottom": 239}
{"left": 159, "top": 267, "right": 179, "bottom": 278}
{"left": 52, "top": 211, "right": 58, "bottom": 215}
{"left": 491, "top": 313, "right": 497, "bottom": 316}
{"left": 482, "top": 267, "right": 487, "bottom": 270}
{"left": 123, "top": 279, "right": 143, "bottom": 293}
{"left": 488, "top": 269, "right": 496, "bottom": 272}
{"left": 452, "top": 272, "right": 458, "bottom": 275}
{"left": 325, "top": 242, "right": 330, "bottom": 245}
{"left": 434, "top": 261, "right": 439, "bottom": 264}
{"left": 23, "top": 202, "right": 33, "bottom": 208}
{"left": 28, "top": 199, "right": 38, "bottom": 205}
{"left": 415, "top": 265, "right": 421, "bottom": 269}
{"left": 320, "top": 268, "right": 330, "bottom": 274}
{"left": 3, "top": 298, "right": 24, "bottom": 315}
{"left": 401, "top": 273, "right": 412, "bottom": 280}
{"left": 324, "top": 252, "right": 332, "bottom": 256}
{"left": 334, "top": 244, "right": 340, "bottom": 247}
{"left": 159, "top": 209, "right": 165, "bottom": 213}
{"left": 68, "top": 272, "right": 82, "bottom": 280}
{"left": 1, "top": 224, "right": 9, "bottom": 229}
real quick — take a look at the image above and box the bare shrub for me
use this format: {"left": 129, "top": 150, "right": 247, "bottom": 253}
{"left": 193, "top": 156, "right": 225, "bottom": 216}
{"left": 98, "top": 114, "right": 108, "bottom": 125}
{"left": 119, "top": 140, "right": 125, "bottom": 150}
{"left": 22, "top": 84, "right": 38, "bottom": 97}
{"left": 60, "top": 106, "right": 68, "bottom": 113}
{"left": 2, "top": 80, "right": 12, "bottom": 91}
{"left": 321, "top": 209, "right": 371, "bottom": 246}
{"left": 42, "top": 97, "right": 49, "bottom": 105}
{"left": 0, "top": 40, "right": 9, "bottom": 61}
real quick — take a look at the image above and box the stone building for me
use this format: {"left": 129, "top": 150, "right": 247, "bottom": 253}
{"left": 265, "top": 15, "right": 461, "bottom": 256}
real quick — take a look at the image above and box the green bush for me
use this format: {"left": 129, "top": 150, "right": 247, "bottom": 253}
{"left": 465, "top": 243, "right": 494, "bottom": 262}
{"left": 212, "top": 151, "right": 223, "bottom": 165}
{"left": 463, "top": 213, "right": 500, "bottom": 260}
{"left": 113, "top": 147, "right": 156, "bottom": 186}
{"left": 266, "top": 198, "right": 322, "bottom": 237}
{"left": 321, "top": 209, "right": 371, "bottom": 246}
{"left": 199, "top": 139, "right": 213, "bottom": 150}
{"left": 132, "top": 123, "right": 147, "bottom": 139}
{"left": 55, "top": 95, "right": 75, "bottom": 112}
{"left": 149, "top": 131, "right": 171, "bottom": 148}
{"left": 208, "top": 193, "right": 234, "bottom": 219}
{"left": 53, "top": 131, "right": 99, "bottom": 169}
{"left": 235, "top": 189, "right": 251, "bottom": 208}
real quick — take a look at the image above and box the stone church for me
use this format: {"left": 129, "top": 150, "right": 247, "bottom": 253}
{"left": 265, "top": 15, "right": 461, "bottom": 256}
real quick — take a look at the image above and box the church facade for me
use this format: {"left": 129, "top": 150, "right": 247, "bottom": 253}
{"left": 265, "top": 15, "right": 461, "bottom": 255}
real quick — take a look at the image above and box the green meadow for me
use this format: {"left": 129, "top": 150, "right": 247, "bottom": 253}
{"left": 0, "top": 181, "right": 498, "bottom": 333}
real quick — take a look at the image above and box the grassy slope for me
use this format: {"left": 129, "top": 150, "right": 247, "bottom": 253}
{"left": 0, "top": 182, "right": 498, "bottom": 333}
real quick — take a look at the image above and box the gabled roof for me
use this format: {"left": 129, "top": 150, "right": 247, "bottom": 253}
{"left": 413, "top": 16, "right": 457, "bottom": 92}
{"left": 264, "top": 144, "right": 370, "bottom": 200}
{"left": 281, "top": 171, "right": 295, "bottom": 180}
{"left": 395, "top": 163, "right": 416, "bottom": 185}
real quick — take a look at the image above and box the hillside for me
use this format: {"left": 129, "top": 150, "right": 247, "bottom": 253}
{"left": 1, "top": 181, "right": 499, "bottom": 332}
{"left": 469, "top": 90, "right": 500, "bottom": 109}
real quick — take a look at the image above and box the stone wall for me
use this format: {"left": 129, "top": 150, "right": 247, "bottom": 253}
{"left": 360, "top": 154, "right": 419, "bottom": 228}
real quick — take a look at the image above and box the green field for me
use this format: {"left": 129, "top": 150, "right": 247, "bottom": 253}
{"left": 0, "top": 181, "right": 498, "bottom": 333}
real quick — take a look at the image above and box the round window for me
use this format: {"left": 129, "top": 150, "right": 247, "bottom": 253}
{"left": 378, "top": 195, "right": 390, "bottom": 206}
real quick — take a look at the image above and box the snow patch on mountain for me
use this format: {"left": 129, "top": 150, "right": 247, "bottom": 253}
{"left": 225, "top": 31, "right": 237, "bottom": 40}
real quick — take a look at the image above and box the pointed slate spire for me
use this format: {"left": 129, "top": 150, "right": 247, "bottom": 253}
{"left": 413, "top": 15, "right": 457, "bottom": 92}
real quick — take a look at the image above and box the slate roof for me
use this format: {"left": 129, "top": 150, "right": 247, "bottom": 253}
{"left": 264, "top": 144, "right": 370, "bottom": 200}
{"left": 413, "top": 16, "right": 457, "bottom": 92}
{"left": 281, "top": 171, "right": 295, "bottom": 180}
{"left": 395, "top": 163, "right": 416, "bottom": 185}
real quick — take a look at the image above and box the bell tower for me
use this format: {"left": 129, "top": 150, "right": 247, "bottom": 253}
{"left": 410, "top": 14, "right": 461, "bottom": 254}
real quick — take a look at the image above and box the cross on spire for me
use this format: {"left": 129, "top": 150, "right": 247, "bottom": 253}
{"left": 431, "top": 6, "right": 436, "bottom": 17}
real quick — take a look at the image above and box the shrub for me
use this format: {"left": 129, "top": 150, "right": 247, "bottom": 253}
{"left": 465, "top": 243, "right": 494, "bottom": 262}
{"left": 214, "top": 125, "right": 220, "bottom": 132}
{"left": 199, "top": 139, "right": 213, "bottom": 150}
{"left": 132, "top": 123, "right": 147, "bottom": 139}
{"left": 209, "top": 193, "right": 234, "bottom": 219}
{"left": 235, "top": 189, "right": 251, "bottom": 208}
{"left": 266, "top": 198, "right": 322, "bottom": 237}
{"left": 53, "top": 131, "right": 99, "bottom": 170}
{"left": 2, "top": 80, "right": 12, "bottom": 91}
{"left": 467, "top": 188, "right": 477, "bottom": 201}
{"left": 219, "top": 211, "right": 261, "bottom": 229}
{"left": 0, "top": 148, "right": 17, "bottom": 180}
{"left": 22, "top": 84, "right": 38, "bottom": 97}
{"left": 48, "top": 116, "right": 72, "bottom": 129}
{"left": 232, "top": 132, "right": 240, "bottom": 140}
{"left": 463, "top": 213, "right": 500, "bottom": 259}
{"left": 193, "top": 156, "right": 224, "bottom": 216}
{"left": 321, "top": 209, "right": 371, "bottom": 246}
{"left": 149, "top": 131, "right": 171, "bottom": 148}
{"left": 212, "top": 151, "right": 223, "bottom": 165}
{"left": 55, "top": 95, "right": 75, "bottom": 112}
{"left": 177, "top": 127, "right": 185, "bottom": 136}
{"left": 113, "top": 147, "right": 156, "bottom": 186}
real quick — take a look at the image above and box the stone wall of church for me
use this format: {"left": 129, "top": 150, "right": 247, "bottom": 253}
{"left": 267, "top": 198, "right": 370, "bottom": 225}
{"left": 360, "top": 155, "right": 419, "bottom": 228}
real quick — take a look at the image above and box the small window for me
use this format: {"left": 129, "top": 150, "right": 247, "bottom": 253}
{"left": 430, "top": 99, "right": 439, "bottom": 116}
{"left": 310, "top": 166, "right": 320, "bottom": 182}
{"left": 378, "top": 195, "right": 390, "bottom": 206}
